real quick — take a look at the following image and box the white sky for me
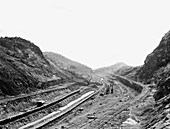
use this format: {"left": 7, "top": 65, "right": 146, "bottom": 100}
{"left": 1, "top": 0, "right": 170, "bottom": 69}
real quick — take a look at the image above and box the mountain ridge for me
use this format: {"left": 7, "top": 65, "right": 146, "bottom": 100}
{"left": 44, "top": 52, "right": 92, "bottom": 75}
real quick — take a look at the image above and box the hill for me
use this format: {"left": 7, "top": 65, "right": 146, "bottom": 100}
{"left": 129, "top": 30, "right": 170, "bottom": 128}
{"left": 0, "top": 37, "right": 82, "bottom": 96}
{"left": 92, "top": 62, "right": 135, "bottom": 82}
{"left": 44, "top": 52, "right": 93, "bottom": 79}
{"left": 94, "top": 62, "right": 127, "bottom": 74}
{"left": 136, "top": 30, "right": 170, "bottom": 99}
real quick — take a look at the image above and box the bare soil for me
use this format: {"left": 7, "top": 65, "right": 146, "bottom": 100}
{"left": 46, "top": 79, "right": 150, "bottom": 129}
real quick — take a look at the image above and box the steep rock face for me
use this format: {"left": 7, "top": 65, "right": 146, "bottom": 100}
{"left": 0, "top": 37, "right": 68, "bottom": 96}
{"left": 137, "top": 31, "right": 170, "bottom": 83}
{"left": 132, "top": 31, "right": 170, "bottom": 128}
{"left": 136, "top": 31, "right": 170, "bottom": 99}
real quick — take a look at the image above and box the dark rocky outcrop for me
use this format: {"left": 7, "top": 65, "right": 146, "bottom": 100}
{"left": 0, "top": 37, "right": 71, "bottom": 96}
{"left": 137, "top": 31, "right": 170, "bottom": 80}
{"left": 132, "top": 30, "right": 170, "bottom": 128}
{"left": 136, "top": 31, "right": 170, "bottom": 99}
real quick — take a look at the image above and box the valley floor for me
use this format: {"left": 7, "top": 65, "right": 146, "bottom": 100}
{"left": 46, "top": 77, "right": 153, "bottom": 129}
{"left": 0, "top": 75, "right": 157, "bottom": 129}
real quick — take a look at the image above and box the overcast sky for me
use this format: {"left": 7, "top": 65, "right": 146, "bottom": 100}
{"left": 1, "top": 0, "right": 170, "bottom": 69}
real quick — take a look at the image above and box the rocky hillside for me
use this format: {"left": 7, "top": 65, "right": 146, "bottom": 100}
{"left": 0, "top": 37, "right": 76, "bottom": 96}
{"left": 130, "top": 30, "right": 170, "bottom": 128}
{"left": 137, "top": 31, "right": 170, "bottom": 83}
{"left": 136, "top": 30, "right": 170, "bottom": 99}
{"left": 44, "top": 52, "right": 93, "bottom": 79}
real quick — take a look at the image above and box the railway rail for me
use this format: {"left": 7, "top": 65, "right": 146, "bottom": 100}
{"left": 0, "top": 83, "right": 77, "bottom": 120}
{"left": 0, "top": 76, "right": 149, "bottom": 129}
{"left": 0, "top": 89, "right": 81, "bottom": 129}
{"left": 19, "top": 91, "right": 97, "bottom": 129}
{"left": 94, "top": 83, "right": 150, "bottom": 128}
{"left": 0, "top": 82, "right": 75, "bottom": 104}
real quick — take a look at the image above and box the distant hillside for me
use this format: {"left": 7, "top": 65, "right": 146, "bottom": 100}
{"left": 93, "top": 62, "right": 140, "bottom": 80}
{"left": 44, "top": 52, "right": 92, "bottom": 78}
{"left": 114, "top": 65, "right": 141, "bottom": 79}
{"left": 94, "top": 62, "right": 127, "bottom": 74}
{"left": 91, "top": 62, "right": 131, "bottom": 82}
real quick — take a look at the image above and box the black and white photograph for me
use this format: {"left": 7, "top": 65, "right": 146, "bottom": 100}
{"left": 0, "top": 0, "right": 170, "bottom": 128}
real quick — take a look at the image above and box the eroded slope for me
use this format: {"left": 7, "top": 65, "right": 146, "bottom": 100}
{"left": 0, "top": 37, "right": 72, "bottom": 96}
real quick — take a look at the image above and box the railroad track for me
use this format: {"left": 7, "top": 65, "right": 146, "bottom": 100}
{"left": 111, "top": 74, "right": 144, "bottom": 93}
{"left": 94, "top": 84, "right": 150, "bottom": 128}
{"left": 18, "top": 91, "right": 97, "bottom": 129}
{"left": 0, "top": 82, "right": 75, "bottom": 104}
{"left": 26, "top": 78, "right": 147, "bottom": 129}
{"left": 0, "top": 83, "right": 76, "bottom": 120}
{"left": 1, "top": 77, "right": 149, "bottom": 129}
{"left": 0, "top": 89, "right": 81, "bottom": 129}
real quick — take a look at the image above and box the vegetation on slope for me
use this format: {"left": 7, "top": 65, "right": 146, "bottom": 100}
{"left": 44, "top": 52, "right": 92, "bottom": 75}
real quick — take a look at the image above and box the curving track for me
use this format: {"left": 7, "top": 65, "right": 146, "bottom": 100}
{"left": 0, "top": 75, "right": 149, "bottom": 129}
